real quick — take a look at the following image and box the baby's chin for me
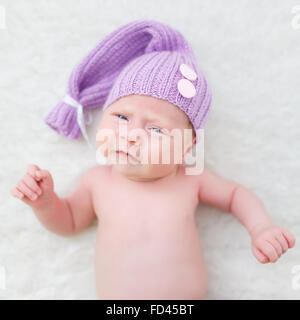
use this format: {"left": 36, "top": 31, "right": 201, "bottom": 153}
{"left": 110, "top": 161, "right": 178, "bottom": 182}
{"left": 105, "top": 150, "right": 181, "bottom": 181}
{"left": 113, "top": 163, "right": 146, "bottom": 179}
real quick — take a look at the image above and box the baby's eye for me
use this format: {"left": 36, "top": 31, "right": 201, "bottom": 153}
{"left": 116, "top": 114, "right": 128, "bottom": 121}
{"left": 150, "top": 127, "right": 164, "bottom": 134}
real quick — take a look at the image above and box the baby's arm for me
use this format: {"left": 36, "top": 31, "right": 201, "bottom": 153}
{"left": 11, "top": 164, "right": 96, "bottom": 237}
{"left": 197, "top": 169, "right": 296, "bottom": 263}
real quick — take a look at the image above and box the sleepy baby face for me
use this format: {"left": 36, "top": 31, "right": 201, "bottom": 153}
{"left": 96, "top": 94, "right": 196, "bottom": 181}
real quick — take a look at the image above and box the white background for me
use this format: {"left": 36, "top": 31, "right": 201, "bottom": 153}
{"left": 0, "top": 0, "right": 299, "bottom": 299}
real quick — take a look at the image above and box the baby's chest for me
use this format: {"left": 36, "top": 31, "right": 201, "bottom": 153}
{"left": 91, "top": 175, "right": 199, "bottom": 227}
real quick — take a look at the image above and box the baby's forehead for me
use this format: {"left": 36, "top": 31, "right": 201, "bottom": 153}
{"left": 108, "top": 95, "right": 189, "bottom": 125}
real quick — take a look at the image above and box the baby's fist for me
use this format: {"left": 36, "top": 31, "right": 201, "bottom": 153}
{"left": 10, "top": 164, "right": 54, "bottom": 207}
{"left": 251, "top": 224, "right": 296, "bottom": 264}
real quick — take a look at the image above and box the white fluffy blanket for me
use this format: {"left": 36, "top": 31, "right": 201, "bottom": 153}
{"left": 1, "top": 0, "right": 299, "bottom": 299}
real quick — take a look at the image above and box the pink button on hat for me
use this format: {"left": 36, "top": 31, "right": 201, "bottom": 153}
{"left": 44, "top": 19, "right": 212, "bottom": 148}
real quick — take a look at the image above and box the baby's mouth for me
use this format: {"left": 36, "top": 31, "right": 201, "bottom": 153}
{"left": 115, "top": 150, "right": 140, "bottom": 163}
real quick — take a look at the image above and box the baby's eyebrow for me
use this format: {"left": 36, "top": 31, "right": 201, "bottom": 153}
{"left": 116, "top": 108, "right": 172, "bottom": 127}
{"left": 145, "top": 113, "right": 171, "bottom": 125}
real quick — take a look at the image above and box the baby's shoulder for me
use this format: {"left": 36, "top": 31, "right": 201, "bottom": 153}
{"left": 181, "top": 167, "right": 210, "bottom": 189}
{"left": 83, "top": 165, "right": 110, "bottom": 185}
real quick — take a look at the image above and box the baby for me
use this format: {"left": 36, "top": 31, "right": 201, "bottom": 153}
{"left": 11, "top": 20, "right": 296, "bottom": 299}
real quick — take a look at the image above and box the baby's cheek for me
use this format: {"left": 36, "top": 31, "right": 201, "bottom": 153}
{"left": 96, "top": 128, "right": 117, "bottom": 157}
{"left": 147, "top": 135, "right": 174, "bottom": 164}
{"left": 137, "top": 136, "right": 157, "bottom": 164}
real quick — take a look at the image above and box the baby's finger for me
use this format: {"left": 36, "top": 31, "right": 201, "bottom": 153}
{"left": 281, "top": 229, "right": 296, "bottom": 248}
{"left": 258, "top": 241, "right": 278, "bottom": 263}
{"left": 36, "top": 170, "right": 53, "bottom": 187}
{"left": 252, "top": 245, "right": 269, "bottom": 264}
{"left": 16, "top": 180, "right": 38, "bottom": 201}
{"left": 34, "top": 170, "right": 54, "bottom": 193}
{"left": 27, "top": 164, "right": 40, "bottom": 175}
{"left": 266, "top": 239, "right": 282, "bottom": 257}
{"left": 27, "top": 164, "right": 41, "bottom": 181}
{"left": 23, "top": 173, "right": 42, "bottom": 195}
{"left": 36, "top": 170, "right": 50, "bottom": 180}
{"left": 10, "top": 187, "right": 24, "bottom": 200}
{"left": 275, "top": 233, "right": 289, "bottom": 253}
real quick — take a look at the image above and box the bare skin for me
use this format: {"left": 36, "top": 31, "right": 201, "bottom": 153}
{"left": 11, "top": 95, "right": 296, "bottom": 299}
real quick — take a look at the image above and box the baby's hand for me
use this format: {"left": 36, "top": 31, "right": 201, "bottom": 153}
{"left": 251, "top": 224, "right": 296, "bottom": 264}
{"left": 10, "top": 164, "right": 54, "bottom": 208}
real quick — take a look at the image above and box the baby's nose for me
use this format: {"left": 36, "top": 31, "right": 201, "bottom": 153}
{"left": 119, "top": 123, "right": 143, "bottom": 145}
{"left": 127, "top": 133, "right": 141, "bottom": 145}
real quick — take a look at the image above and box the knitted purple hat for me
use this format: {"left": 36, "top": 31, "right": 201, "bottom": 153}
{"left": 44, "top": 19, "right": 212, "bottom": 148}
